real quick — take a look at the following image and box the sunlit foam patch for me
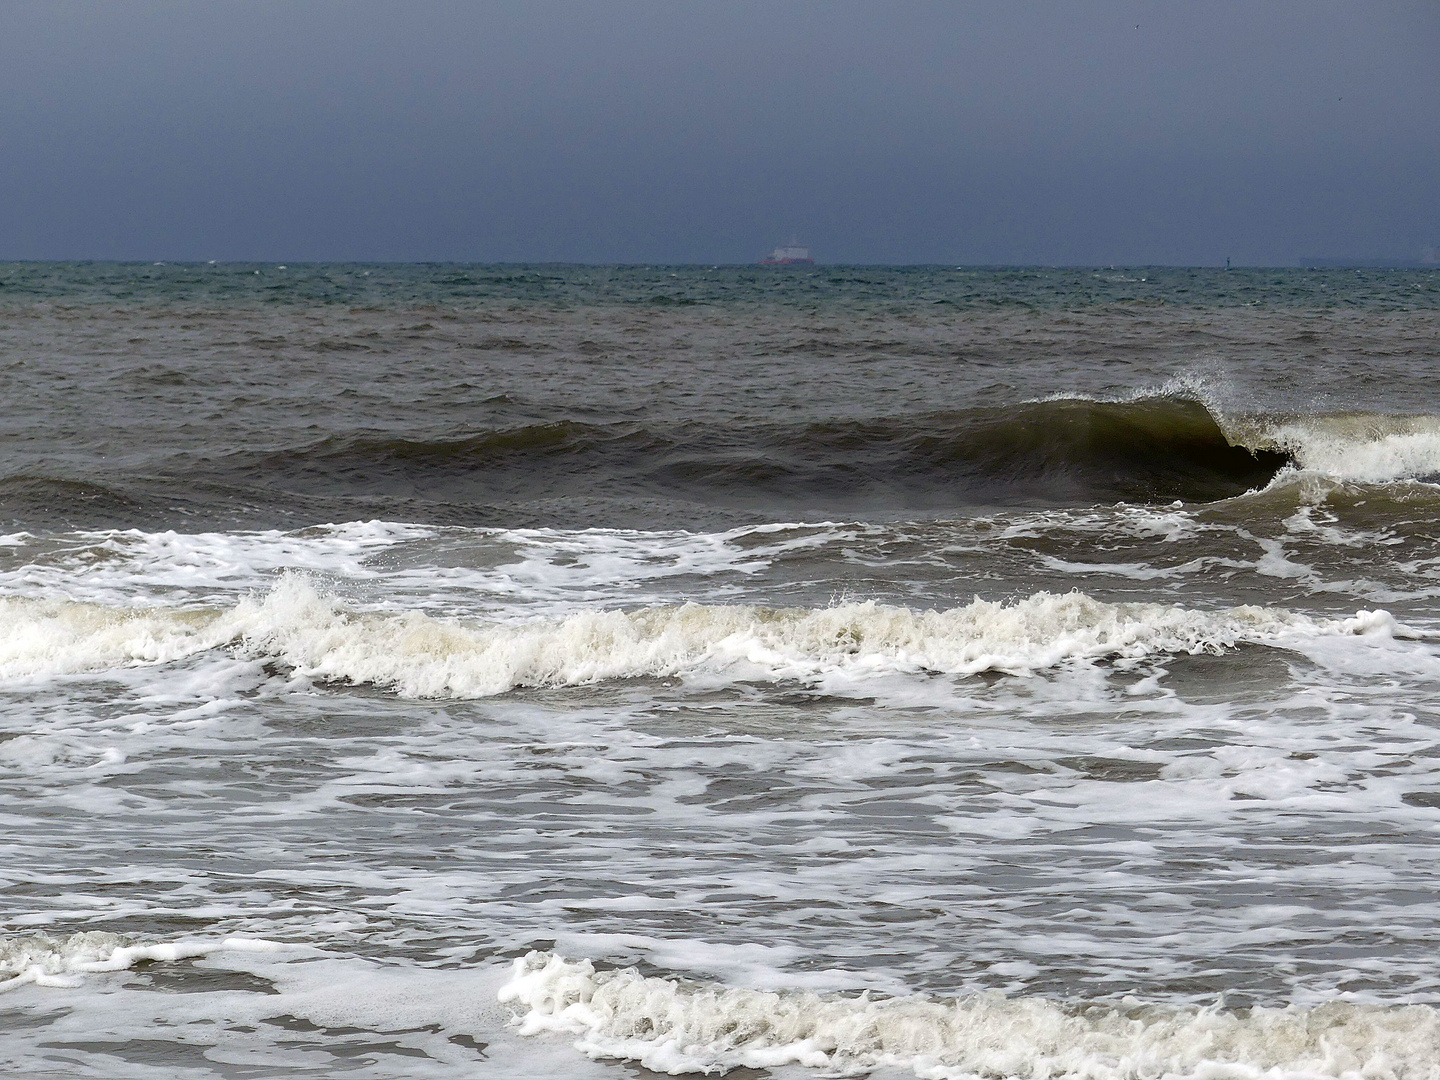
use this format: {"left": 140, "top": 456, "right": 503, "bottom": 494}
{"left": 500, "top": 952, "right": 1440, "bottom": 1079}
{"left": 0, "top": 931, "right": 288, "bottom": 991}
{"left": 0, "top": 577, "right": 1402, "bottom": 695}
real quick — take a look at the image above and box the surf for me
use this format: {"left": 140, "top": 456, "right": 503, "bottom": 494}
{"left": 0, "top": 576, "right": 1396, "bottom": 696}
{"left": 502, "top": 951, "right": 1440, "bottom": 1079}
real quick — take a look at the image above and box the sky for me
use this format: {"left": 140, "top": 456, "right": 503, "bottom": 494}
{"left": 0, "top": 0, "right": 1436, "bottom": 265}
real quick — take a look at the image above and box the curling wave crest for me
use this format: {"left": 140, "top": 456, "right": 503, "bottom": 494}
{"left": 0, "top": 576, "right": 1395, "bottom": 696}
{"left": 501, "top": 952, "right": 1440, "bottom": 1079}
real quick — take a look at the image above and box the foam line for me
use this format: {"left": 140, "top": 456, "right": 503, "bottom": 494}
{"left": 0, "top": 576, "right": 1398, "bottom": 696}
{"left": 0, "top": 932, "right": 288, "bottom": 992}
{"left": 500, "top": 952, "right": 1440, "bottom": 1079}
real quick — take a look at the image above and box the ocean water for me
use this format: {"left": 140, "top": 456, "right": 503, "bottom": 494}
{"left": 1, "top": 262, "right": 1439, "bottom": 1078}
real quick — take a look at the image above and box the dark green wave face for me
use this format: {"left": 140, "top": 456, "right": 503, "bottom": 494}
{"left": 230, "top": 398, "right": 1288, "bottom": 516}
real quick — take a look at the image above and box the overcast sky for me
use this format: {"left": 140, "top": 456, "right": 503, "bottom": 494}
{"left": 1, "top": 0, "right": 1436, "bottom": 264}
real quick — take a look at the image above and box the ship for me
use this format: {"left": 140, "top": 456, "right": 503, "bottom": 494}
{"left": 761, "top": 237, "right": 815, "bottom": 265}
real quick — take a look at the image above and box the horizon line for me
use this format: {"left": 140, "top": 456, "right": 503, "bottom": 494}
{"left": 1, "top": 259, "right": 1436, "bottom": 270}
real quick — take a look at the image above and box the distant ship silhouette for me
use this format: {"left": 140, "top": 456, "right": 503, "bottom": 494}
{"left": 761, "top": 237, "right": 815, "bottom": 265}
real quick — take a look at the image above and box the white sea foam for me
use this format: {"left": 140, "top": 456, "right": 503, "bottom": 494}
{"left": 0, "top": 931, "right": 286, "bottom": 991}
{"left": 0, "top": 577, "right": 1399, "bottom": 696}
{"left": 0, "top": 520, "right": 433, "bottom": 604}
{"left": 0, "top": 521, "right": 841, "bottom": 614}
{"left": 0, "top": 941, "right": 602, "bottom": 1078}
{"left": 500, "top": 951, "right": 1440, "bottom": 1079}
{"left": 1265, "top": 416, "right": 1440, "bottom": 484}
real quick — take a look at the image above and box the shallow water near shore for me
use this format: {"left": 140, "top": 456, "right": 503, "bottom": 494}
{"left": 1, "top": 263, "right": 1438, "bottom": 1077}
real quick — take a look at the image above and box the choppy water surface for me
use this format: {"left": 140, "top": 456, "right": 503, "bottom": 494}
{"left": 1, "top": 263, "right": 1439, "bottom": 1078}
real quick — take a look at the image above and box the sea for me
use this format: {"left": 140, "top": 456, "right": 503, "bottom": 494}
{"left": 0, "top": 261, "right": 1438, "bottom": 1078}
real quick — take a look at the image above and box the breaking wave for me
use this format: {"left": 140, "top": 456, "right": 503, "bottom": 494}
{"left": 1262, "top": 414, "right": 1440, "bottom": 485}
{"left": 501, "top": 952, "right": 1440, "bottom": 1079}
{"left": 17, "top": 401, "right": 1440, "bottom": 530}
{"left": 0, "top": 576, "right": 1395, "bottom": 696}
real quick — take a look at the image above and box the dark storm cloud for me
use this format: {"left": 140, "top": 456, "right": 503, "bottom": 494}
{"left": 0, "top": 0, "right": 1435, "bottom": 263}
